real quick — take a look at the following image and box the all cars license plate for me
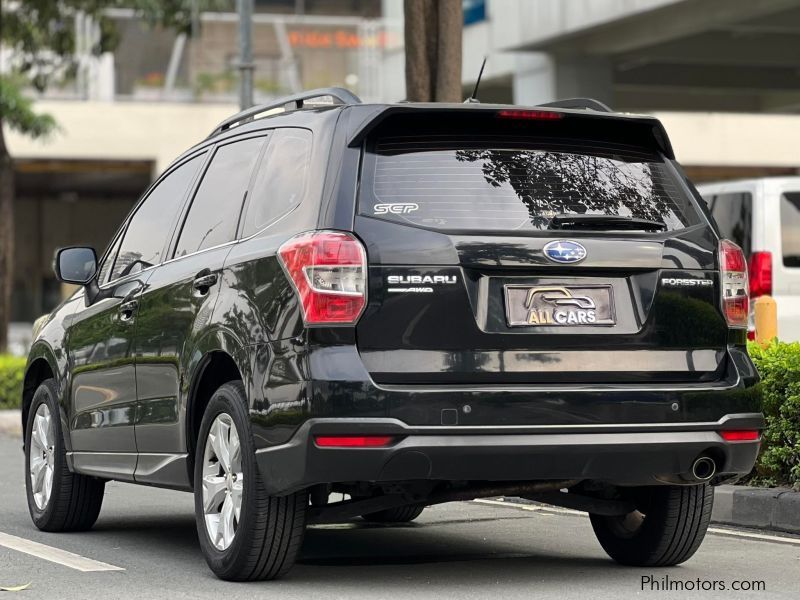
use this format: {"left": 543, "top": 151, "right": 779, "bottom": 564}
{"left": 504, "top": 284, "right": 616, "bottom": 327}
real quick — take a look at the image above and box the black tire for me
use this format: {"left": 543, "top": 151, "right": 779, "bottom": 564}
{"left": 194, "top": 381, "right": 307, "bottom": 581}
{"left": 24, "top": 378, "right": 105, "bottom": 532}
{"left": 590, "top": 484, "right": 714, "bottom": 567}
{"left": 362, "top": 504, "right": 425, "bottom": 523}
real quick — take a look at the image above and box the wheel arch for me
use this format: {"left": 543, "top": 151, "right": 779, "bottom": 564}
{"left": 22, "top": 344, "right": 60, "bottom": 448}
{"left": 184, "top": 341, "right": 251, "bottom": 485}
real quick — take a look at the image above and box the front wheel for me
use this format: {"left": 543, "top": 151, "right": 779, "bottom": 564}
{"left": 590, "top": 484, "right": 713, "bottom": 567}
{"left": 194, "top": 381, "right": 307, "bottom": 581}
{"left": 24, "top": 379, "right": 105, "bottom": 532}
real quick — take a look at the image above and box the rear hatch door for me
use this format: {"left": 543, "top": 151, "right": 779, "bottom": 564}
{"left": 351, "top": 109, "right": 726, "bottom": 401}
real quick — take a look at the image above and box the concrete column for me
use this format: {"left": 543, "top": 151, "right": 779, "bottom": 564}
{"left": 512, "top": 53, "right": 555, "bottom": 106}
{"left": 553, "top": 54, "right": 613, "bottom": 105}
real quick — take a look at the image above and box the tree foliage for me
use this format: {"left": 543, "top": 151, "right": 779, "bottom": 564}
{"left": 0, "top": 75, "right": 56, "bottom": 138}
{"left": 747, "top": 340, "right": 800, "bottom": 489}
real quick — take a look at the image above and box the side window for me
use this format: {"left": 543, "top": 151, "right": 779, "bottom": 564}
{"left": 708, "top": 192, "right": 752, "bottom": 256}
{"left": 242, "top": 129, "right": 312, "bottom": 237}
{"left": 112, "top": 153, "right": 205, "bottom": 281}
{"left": 174, "top": 137, "right": 266, "bottom": 257}
{"left": 97, "top": 233, "right": 123, "bottom": 285}
{"left": 781, "top": 192, "right": 800, "bottom": 268}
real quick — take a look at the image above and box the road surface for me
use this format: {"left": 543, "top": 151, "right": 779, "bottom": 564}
{"left": 0, "top": 432, "right": 797, "bottom": 599}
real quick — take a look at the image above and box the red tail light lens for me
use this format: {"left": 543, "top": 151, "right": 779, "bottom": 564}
{"left": 278, "top": 231, "right": 367, "bottom": 325}
{"left": 496, "top": 109, "right": 562, "bottom": 120}
{"left": 748, "top": 251, "right": 772, "bottom": 298}
{"left": 719, "top": 239, "right": 749, "bottom": 328}
{"left": 720, "top": 430, "right": 759, "bottom": 442}
{"left": 315, "top": 435, "right": 395, "bottom": 448}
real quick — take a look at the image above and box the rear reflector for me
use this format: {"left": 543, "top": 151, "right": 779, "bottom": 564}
{"left": 719, "top": 239, "right": 749, "bottom": 328}
{"left": 748, "top": 251, "right": 772, "bottom": 298}
{"left": 315, "top": 436, "right": 395, "bottom": 448}
{"left": 278, "top": 230, "right": 367, "bottom": 325}
{"left": 720, "top": 430, "right": 759, "bottom": 442}
{"left": 496, "top": 109, "right": 562, "bottom": 121}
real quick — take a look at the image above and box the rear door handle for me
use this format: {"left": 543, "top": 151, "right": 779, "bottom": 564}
{"left": 193, "top": 272, "right": 218, "bottom": 293}
{"left": 119, "top": 299, "right": 138, "bottom": 321}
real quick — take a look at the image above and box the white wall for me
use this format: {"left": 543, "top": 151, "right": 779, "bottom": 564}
{"left": 654, "top": 111, "right": 800, "bottom": 167}
{"left": 6, "top": 101, "right": 800, "bottom": 172}
{"left": 5, "top": 101, "right": 237, "bottom": 174}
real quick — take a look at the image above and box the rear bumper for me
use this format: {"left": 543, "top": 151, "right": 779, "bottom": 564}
{"left": 255, "top": 412, "right": 763, "bottom": 495}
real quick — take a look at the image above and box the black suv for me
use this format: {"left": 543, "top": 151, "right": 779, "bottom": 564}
{"left": 23, "top": 89, "right": 763, "bottom": 581}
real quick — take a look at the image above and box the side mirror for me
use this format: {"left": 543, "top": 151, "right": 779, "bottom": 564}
{"left": 54, "top": 246, "right": 98, "bottom": 285}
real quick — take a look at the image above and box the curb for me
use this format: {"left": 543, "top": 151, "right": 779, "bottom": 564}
{"left": 505, "top": 485, "right": 800, "bottom": 535}
{"left": 0, "top": 409, "right": 22, "bottom": 437}
{"left": 712, "top": 484, "right": 800, "bottom": 535}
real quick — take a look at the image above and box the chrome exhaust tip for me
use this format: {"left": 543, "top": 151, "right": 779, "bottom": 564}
{"left": 690, "top": 456, "right": 716, "bottom": 481}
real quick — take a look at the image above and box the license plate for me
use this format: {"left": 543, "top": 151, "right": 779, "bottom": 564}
{"left": 504, "top": 284, "right": 615, "bottom": 327}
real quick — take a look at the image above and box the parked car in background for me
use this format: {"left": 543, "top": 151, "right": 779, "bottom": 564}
{"left": 697, "top": 177, "right": 800, "bottom": 341}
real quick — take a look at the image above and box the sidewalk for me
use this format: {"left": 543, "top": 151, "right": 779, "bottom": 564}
{"left": 0, "top": 409, "right": 21, "bottom": 437}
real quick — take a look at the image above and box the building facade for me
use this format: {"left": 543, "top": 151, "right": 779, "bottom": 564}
{"left": 5, "top": 0, "right": 800, "bottom": 350}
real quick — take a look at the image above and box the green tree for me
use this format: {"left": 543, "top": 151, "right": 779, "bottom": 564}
{"left": 0, "top": 0, "right": 214, "bottom": 351}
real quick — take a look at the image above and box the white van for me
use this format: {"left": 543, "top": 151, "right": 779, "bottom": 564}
{"left": 697, "top": 177, "right": 800, "bottom": 342}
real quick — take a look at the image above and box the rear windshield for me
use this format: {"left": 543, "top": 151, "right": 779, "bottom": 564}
{"left": 360, "top": 135, "right": 702, "bottom": 233}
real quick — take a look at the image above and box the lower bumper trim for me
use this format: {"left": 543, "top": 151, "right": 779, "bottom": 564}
{"left": 254, "top": 414, "right": 763, "bottom": 495}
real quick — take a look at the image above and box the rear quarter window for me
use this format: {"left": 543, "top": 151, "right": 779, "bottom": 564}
{"left": 241, "top": 128, "right": 312, "bottom": 237}
{"left": 360, "top": 135, "right": 701, "bottom": 233}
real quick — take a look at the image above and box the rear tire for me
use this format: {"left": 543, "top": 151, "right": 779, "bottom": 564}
{"left": 24, "top": 378, "right": 105, "bottom": 532}
{"left": 590, "top": 484, "right": 713, "bottom": 566}
{"left": 362, "top": 504, "right": 425, "bottom": 523}
{"left": 194, "top": 381, "right": 307, "bottom": 581}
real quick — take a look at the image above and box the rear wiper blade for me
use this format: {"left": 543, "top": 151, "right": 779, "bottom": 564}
{"left": 547, "top": 214, "right": 667, "bottom": 231}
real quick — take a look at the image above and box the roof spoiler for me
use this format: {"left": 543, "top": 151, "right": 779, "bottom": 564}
{"left": 345, "top": 104, "right": 675, "bottom": 159}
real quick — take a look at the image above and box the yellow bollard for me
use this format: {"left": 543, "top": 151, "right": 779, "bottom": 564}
{"left": 754, "top": 295, "right": 777, "bottom": 348}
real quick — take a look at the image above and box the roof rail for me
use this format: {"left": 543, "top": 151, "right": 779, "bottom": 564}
{"left": 207, "top": 87, "right": 362, "bottom": 139}
{"left": 537, "top": 98, "right": 612, "bottom": 112}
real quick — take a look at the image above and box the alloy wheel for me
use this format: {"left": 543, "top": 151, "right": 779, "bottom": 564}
{"left": 29, "top": 403, "right": 55, "bottom": 510}
{"left": 201, "top": 413, "right": 243, "bottom": 551}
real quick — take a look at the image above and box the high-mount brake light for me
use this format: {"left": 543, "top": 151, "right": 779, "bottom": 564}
{"left": 720, "top": 430, "right": 759, "bottom": 442}
{"left": 719, "top": 239, "right": 749, "bottom": 329}
{"left": 496, "top": 109, "right": 562, "bottom": 121}
{"left": 748, "top": 251, "right": 772, "bottom": 298}
{"left": 314, "top": 436, "right": 395, "bottom": 448}
{"left": 278, "top": 231, "right": 367, "bottom": 325}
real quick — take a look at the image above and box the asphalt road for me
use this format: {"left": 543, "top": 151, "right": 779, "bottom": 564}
{"left": 1, "top": 431, "right": 798, "bottom": 600}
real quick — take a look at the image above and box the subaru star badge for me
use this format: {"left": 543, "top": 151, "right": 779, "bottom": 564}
{"left": 543, "top": 240, "right": 587, "bottom": 264}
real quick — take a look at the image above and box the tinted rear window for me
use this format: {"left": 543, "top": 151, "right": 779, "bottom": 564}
{"left": 361, "top": 135, "right": 701, "bottom": 233}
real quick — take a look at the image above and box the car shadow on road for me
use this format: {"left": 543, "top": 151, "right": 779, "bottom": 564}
{"left": 87, "top": 511, "right": 616, "bottom": 581}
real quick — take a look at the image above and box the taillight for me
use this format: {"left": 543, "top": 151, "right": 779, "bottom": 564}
{"left": 719, "top": 239, "right": 749, "bottom": 328}
{"left": 720, "top": 430, "right": 759, "bottom": 442}
{"left": 315, "top": 435, "right": 395, "bottom": 448}
{"left": 278, "top": 231, "right": 367, "bottom": 325}
{"left": 748, "top": 251, "right": 772, "bottom": 297}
